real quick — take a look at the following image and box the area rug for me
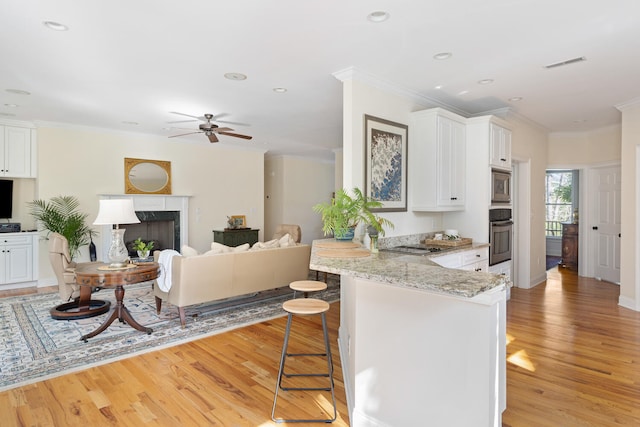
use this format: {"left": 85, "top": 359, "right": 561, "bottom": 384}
{"left": 0, "top": 276, "right": 340, "bottom": 392}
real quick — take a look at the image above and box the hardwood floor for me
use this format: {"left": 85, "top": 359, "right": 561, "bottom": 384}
{"left": 2, "top": 267, "right": 640, "bottom": 426}
{"left": 502, "top": 266, "right": 640, "bottom": 426}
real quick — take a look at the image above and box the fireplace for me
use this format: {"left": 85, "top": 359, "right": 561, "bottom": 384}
{"left": 124, "top": 211, "right": 180, "bottom": 256}
{"left": 98, "top": 194, "right": 190, "bottom": 262}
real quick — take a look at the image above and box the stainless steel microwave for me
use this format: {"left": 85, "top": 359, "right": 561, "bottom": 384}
{"left": 491, "top": 169, "right": 511, "bottom": 204}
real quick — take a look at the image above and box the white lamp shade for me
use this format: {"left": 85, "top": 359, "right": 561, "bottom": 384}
{"left": 93, "top": 199, "right": 140, "bottom": 225}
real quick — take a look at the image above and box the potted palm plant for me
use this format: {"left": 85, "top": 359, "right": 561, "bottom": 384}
{"left": 28, "top": 195, "right": 95, "bottom": 260}
{"left": 313, "top": 187, "right": 394, "bottom": 240}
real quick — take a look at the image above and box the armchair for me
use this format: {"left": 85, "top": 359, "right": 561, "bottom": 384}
{"left": 48, "top": 232, "right": 111, "bottom": 320}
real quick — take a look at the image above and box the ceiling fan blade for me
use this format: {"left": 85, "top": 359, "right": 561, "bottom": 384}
{"left": 216, "top": 119, "right": 250, "bottom": 127}
{"left": 215, "top": 127, "right": 234, "bottom": 132}
{"left": 218, "top": 131, "right": 253, "bottom": 140}
{"left": 169, "top": 111, "right": 205, "bottom": 121}
{"left": 167, "top": 119, "right": 199, "bottom": 124}
{"left": 168, "top": 131, "right": 202, "bottom": 138}
{"left": 208, "top": 133, "right": 219, "bottom": 143}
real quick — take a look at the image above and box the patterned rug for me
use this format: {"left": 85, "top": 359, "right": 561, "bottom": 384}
{"left": 0, "top": 276, "right": 340, "bottom": 392}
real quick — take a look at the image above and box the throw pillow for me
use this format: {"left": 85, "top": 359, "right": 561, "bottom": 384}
{"left": 251, "top": 238, "right": 280, "bottom": 250}
{"left": 233, "top": 243, "right": 250, "bottom": 252}
{"left": 278, "top": 233, "right": 296, "bottom": 247}
{"left": 210, "top": 241, "right": 234, "bottom": 254}
{"left": 181, "top": 245, "right": 199, "bottom": 257}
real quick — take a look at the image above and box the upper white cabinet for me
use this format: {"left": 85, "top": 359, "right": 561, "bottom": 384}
{"left": 0, "top": 125, "right": 36, "bottom": 178}
{"left": 489, "top": 123, "right": 512, "bottom": 171}
{"left": 410, "top": 108, "right": 466, "bottom": 211}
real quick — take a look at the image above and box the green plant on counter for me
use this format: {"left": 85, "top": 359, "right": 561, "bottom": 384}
{"left": 313, "top": 187, "right": 394, "bottom": 239}
{"left": 28, "top": 195, "right": 95, "bottom": 260}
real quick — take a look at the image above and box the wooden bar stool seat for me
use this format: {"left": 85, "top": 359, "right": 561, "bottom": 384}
{"left": 272, "top": 298, "right": 337, "bottom": 423}
{"left": 289, "top": 280, "right": 327, "bottom": 298}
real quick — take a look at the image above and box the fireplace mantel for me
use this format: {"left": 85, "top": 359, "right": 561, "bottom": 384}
{"left": 97, "top": 194, "right": 190, "bottom": 261}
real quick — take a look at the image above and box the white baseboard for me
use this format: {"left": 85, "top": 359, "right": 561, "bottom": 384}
{"left": 618, "top": 295, "right": 639, "bottom": 312}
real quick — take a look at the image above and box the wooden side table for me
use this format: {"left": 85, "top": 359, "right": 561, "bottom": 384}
{"left": 213, "top": 228, "right": 260, "bottom": 247}
{"left": 75, "top": 262, "right": 159, "bottom": 342}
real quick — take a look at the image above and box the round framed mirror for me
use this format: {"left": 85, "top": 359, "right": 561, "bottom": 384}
{"left": 124, "top": 158, "right": 171, "bottom": 194}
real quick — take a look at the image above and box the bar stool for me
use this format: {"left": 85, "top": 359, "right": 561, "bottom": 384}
{"left": 272, "top": 298, "right": 337, "bottom": 423}
{"left": 289, "top": 280, "right": 327, "bottom": 298}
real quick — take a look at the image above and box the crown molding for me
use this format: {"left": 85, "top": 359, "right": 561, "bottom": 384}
{"left": 615, "top": 97, "right": 640, "bottom": 111}
{"left": 332, "top": 66, "right": 470, "bottom": 117}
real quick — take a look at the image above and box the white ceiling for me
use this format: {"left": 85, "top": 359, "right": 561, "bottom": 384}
{"left": 2, "top": 1, "right": 639, "bottom": 160}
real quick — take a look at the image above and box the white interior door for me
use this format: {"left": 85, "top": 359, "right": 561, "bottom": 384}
{"left": 590, "top": 166, "right": 621, "bottom": 283}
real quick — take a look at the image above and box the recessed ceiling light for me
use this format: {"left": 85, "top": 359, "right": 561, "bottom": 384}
{"left": 434, "top": 85, "right": 443, "bottom": 90}
{"left": 5, "top": 89, "right": 30, "bottom": 95}
{"left": 367, "top": 11, "right": 390, "bottom": 22}
{"left": 478, "top": 79, "right": 494, "bottom": 85}
{"left": 4, "top": 103, "right": 18, "bottom": 108}
{"left": 0, "top": 113, "right": 16, "bottom": 117}
{"left": 224, "top": 72, "right": 247, "bottom": 81}
{"left": 508, "top": 97, "right": 523, "bottom": 102}
{"left": 433, "top": 52, "right": 452, "bottom": 60}
{"left": 122, "top": 121, "right": 138, "bottom": 125}
{"left": 43, "top": 21, "right": 69, "bottom": 31}
{"left": 273, "top": 87, "right": 287, "bottom": 93}
{"left": 457, "top": 90, "right": 469, "bottom": 95}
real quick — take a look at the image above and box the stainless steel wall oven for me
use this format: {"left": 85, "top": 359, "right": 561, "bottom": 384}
{"left": 489, "top": 208, "right": 513, "bottom": 266}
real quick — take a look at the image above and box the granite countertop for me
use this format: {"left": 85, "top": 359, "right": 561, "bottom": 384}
{"left": 310, "top": 239, "right": 507, "bottom": 298}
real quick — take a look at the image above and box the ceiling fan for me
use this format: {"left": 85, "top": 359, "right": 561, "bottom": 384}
{"left": 167, "top": 112, "right": 252, "bottom": 143}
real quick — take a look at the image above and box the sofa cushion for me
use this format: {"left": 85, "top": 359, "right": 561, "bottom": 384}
{"left": 181, "top": 245, "right": 199, "bottom": 257}
{"left": 209, "top": 242, "right": 250, "bottom": 254}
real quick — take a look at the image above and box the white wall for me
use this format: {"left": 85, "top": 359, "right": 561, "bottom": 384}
{"left": 618, "top": 100, "right": 640, "bottom": 310}
{"left": 548, "top": 125, "right": 621, "bottom": 166}
{"left": 339, "top": 77, "right": 443, "bottom": 238}
{"left": 264, "top": 155, "right": 334, "bottom": 244}
{"left": 30, "top": 125, "right": 265, "bottom": 284}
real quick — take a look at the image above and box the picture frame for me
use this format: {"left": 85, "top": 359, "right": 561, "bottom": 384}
{"left": 230, "top": 215, "right": 247, "bottom": 228}
{"left": 364, "top": 115, "right": 408, "bottom": 212}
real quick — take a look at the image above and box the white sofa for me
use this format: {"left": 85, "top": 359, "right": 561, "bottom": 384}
{"left": 154, "top": 243, "right": 311, "bottom": 327}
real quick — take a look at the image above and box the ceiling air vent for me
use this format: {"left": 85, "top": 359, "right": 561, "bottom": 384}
{"left": 544, "top": 56, "right": 587, "bottom": 69}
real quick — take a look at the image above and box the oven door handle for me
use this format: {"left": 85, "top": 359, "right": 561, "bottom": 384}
{"left": 491, "top": 220, "right": 513, "bottom": 226}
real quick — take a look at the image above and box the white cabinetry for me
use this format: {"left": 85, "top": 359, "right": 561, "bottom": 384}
{"left": 0, "top": 125, "right": 36, "bottom": 178}
{"left": 410, "top": 108, "right": 466, "bottom": 211}
{"left": 431, "top": 246, "right": 489, "bottom": 272}
{"left": 489, "top": 260, "right": 511, "bottom": 281}
{"left": 489, "top": 123, "right": 512, "bottom": 171}
{"left": 0, "top": 232, "right": 39, "bottom": 288}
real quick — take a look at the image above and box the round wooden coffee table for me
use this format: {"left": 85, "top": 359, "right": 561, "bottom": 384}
{"left": 75, "top": 262, "right": 160, "bottom": 342}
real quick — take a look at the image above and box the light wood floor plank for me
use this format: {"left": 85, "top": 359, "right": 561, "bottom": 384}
{"left": 3, "top": 268, "right": 640, "bottom": 425}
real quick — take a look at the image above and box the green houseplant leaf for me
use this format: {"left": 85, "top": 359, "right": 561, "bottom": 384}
{"left": 313, "top": 187, "right": 394, "bottom": 239}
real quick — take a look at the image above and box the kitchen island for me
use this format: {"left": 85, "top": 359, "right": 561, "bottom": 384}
{"left": 311, "top": 239, "right": 507, "bottom": 427}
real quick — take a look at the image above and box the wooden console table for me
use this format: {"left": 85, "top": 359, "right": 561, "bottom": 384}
{"left": 561, "top": 223, "right": 579, "bottom": 271}
{"left": 75, "top": 262, "right": 159, "bottom": 341}
{"left": 213, "top": 228, "right": 259, "bottom": 247}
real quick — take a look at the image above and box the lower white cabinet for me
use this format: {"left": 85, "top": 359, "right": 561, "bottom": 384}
{"left": 489, "top": 260, "right": 512, "bottom": 281}
{"left": 0, "top": 232, "right": 38, "bottom": 288}
{"left": 431, "top": 246, "right": 489, "bottom": 272}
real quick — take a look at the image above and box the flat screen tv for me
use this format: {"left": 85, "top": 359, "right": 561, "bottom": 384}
{"left": 0, "top": 180, "right": 13, "bottom": 219}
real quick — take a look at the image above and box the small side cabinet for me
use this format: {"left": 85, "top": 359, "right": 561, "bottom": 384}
{"left": 561, "top": 223, "right": 578, "bottom": 271}
{"left": 213, "top": 229, "right": 259, "bottom": 247}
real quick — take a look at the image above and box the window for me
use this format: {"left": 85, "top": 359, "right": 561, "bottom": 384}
{"left": 545, "top": 170, "right": 578, "bottom": 237}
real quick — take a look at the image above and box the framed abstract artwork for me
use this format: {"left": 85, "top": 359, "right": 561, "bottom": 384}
{"left": 364, "top": 115, "right": 408, "bottom": 212}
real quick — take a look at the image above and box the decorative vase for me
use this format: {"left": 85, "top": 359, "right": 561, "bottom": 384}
{"left": 137, "top": 250, "right": 150, "bottom": 259}
{"left": 370, "top": 235, "right": 379, "bottom": 253}
{"left": 335, "top": 227, "right": 355, "bottom": 241}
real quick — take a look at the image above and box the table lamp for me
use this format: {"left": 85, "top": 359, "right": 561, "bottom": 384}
{"left": 93, "top": 199, "right": 140, "bottom": 267}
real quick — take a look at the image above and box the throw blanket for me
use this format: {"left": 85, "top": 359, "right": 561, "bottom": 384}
{"left": 157, "top": 249, "right": 181, "bottom": 291}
